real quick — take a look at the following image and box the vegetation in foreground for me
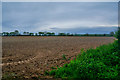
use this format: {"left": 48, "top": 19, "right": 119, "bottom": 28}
{"left": 49, "top": 40, "right": 119, "bottom": 79}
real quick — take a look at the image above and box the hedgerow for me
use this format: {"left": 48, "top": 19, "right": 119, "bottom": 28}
{"left": 49, "top": 40, "right": 119, "bottom": 79}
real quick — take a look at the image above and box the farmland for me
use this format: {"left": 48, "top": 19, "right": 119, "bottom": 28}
{"left": 2, "top": 36, "right": 115, "bottom": 78}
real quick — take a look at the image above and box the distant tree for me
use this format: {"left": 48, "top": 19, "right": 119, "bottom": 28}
{"left": 6, "top": 32, "right": 9, "bottom": 36}
{"left": 15, "top": 30, "right": 19, "bottom": 33}
{"left": 70, "top": 34, "right": 74, "bottom": 36}
{"left": 2, "top": 32, "right": 9, "bottom": 36}
{"left": 23, "top": 32, "right": 29, "bottom": 36}
{"left": 88, "top": 34, "right": 94, "bottom": 36}
{"left": 103, "top": 34, "right": 106, "bottom": 36}
{"left": 95, "top": 34, "right": 97, "bottom": 36}
{"left": 23, "top": 32, "right": 26, "bottom": 35}
{"left": 74, "top": 33, "right": 77, "bottom": 36}
{"left": 14, "top": 30, "right": 19, "bottom": 36}
{"left": 44, "top": 31, "right": 47, "bottom": 36}
{"left": 46, "top": 32, "right": 52, "bottom": 36}
{"left": 26, "top": 32, "right": 29, "bottom": 35}
{"left": 58, "top": 33, "right": 66, "bottom": 36}
{"left": 85, "top": 33, "right": 89, "bottom": 36}
{"left": 38, "top": 32, "right": 44, "bottom": 36}
{"left": 35, "top": 33, "right": 38, "bottom": 36}
{"left": 110, "top": 31, "right": 115, "bottom": 36}
{"left": 10, "top": 32, "right": 15, "bottom": 36}
{"left": 67, "top": 33, "right": 70, "bottom": 36}
{"left": 29, "top": 33, "right": 34, "bottom": 36}
{"left": 2, "top": 32, "right": 5, "bottom": 36}
{"left": 51, "top": 32, "right": 55, "bottom": 36}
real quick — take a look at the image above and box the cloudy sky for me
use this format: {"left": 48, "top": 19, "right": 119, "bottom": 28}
{"left": 2, "top": 2, "right": 118, "bottom": 34}
{"left": 2, "top": 0, "right": 120, "bottom": 2}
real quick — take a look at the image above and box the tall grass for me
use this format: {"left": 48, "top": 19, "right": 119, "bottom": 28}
{"left": 49, "top": 40, "right": 119, "bottom": 79}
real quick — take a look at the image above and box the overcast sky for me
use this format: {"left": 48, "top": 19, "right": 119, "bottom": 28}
{"left": 2, "top": 2, "right": 118, "bottom": 34}
{"left": 2, "top": 0, "right": 120, "bottom": 2}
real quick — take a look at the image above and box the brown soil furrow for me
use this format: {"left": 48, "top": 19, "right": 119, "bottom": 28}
{"left": 1, "top": 53, "right": 40, "bottom": 66}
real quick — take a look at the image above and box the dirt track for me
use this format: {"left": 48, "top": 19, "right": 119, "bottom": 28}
{"left": 2, "top": 36, "right": 115, "bottom": 78}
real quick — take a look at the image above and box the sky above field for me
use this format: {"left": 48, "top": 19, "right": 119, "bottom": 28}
{"left": 2, "top": 0, "right": 120, "bottom": 2}
{"left": 2, "top": 2, "right": 118, "bottom": 34}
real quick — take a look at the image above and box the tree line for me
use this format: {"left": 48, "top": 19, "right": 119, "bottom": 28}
{"left": 1, "top": 30, "right": 115, "bottom": 37}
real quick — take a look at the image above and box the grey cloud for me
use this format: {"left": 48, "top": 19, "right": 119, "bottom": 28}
{"left": 52, "top": 27, "right": 118, "bottom": 34}
{"left": 2, "top": 2, "right": 118, "bottom": 33}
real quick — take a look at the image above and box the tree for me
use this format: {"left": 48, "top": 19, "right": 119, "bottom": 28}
{"left": 114, "top": 31, "right": 119, "bottom": 39}
{"left": 71, "top": 34, "right": 74, "bottom": 36}
{"left": 6, "top": 32, "right": 9, "bottom": 36}
{"left": 46, "top": 32, "right": 51, "bottom": 36}
{"left": 26, "top": 32, "right": 29, "bottom": 35}
{"left": 14, "top": 30, "right": 19, "bottom": 36}
{"left": 118, "top": 27, "right": 120, "bottom": 53}
{"left": 110, "top": 31, "right": 114, "bottom": 36}
{"left": 10, "top": 32, "right": 15, "bottom": 36}
{"left": 67, "top": 33, "right": 70, "bottom": 36}
{"left": 46, "top": 32, "right": 55, "bottom": 36}
{"left": 44, "top": 31, "right": 47, "bottom": 36}
{"left": 23, "top": 32, "right": 26, "bottom": 34}
{"left": 15, "top": 30, "right": 19, "bottom": 33}
{"left": 51, "top": 32, "right": 55, "bottom": 36}
{"left": 2, "top": 32, "right": 5, "bottom": 36}
{"left": 2, "top": 32, "right": 9, "bottom": 36}
{"left": 29, "top": 33, "right": 34, "bottom": 36}
{"left": 38, "top": 32, "right": 44, "bottom": 36}
{"left": 85, "top": 33, "right": 89, "bottom": 36}
{"left": 23, "top": 32, "right": 29, "bottom": 36}
{"left": 115, "top": 27, "right": 120, "bottom": 53}
{"left": 58, "top": 33, "right": 66, "bottom": 36}
{"left": 35, "top": 33, "right": 38, "bottom": 36}
{"left": 95, "top": 34, "right": 97, "bottom": 36}
{"left": 103, "top": 34, "right": 106, "bottom": 36}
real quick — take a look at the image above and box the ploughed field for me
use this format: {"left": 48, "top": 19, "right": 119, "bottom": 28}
{"left": 2, "top": 36, "right": 115, "bottom": 78}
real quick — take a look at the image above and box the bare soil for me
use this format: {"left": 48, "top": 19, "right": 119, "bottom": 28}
{"left": 1, "top": 36, "right": 115, "bottom": 78}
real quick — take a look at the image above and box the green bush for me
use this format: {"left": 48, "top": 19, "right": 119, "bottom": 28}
{"left": 49, "top": 40, "right": 119, "bottom": 79}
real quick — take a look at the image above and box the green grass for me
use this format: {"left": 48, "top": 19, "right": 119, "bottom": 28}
{"left": 62, "top": 54, "right": 67, "bottom": 60}
{"left": 49, "top": 40, "right": 119, "bottom": 79}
